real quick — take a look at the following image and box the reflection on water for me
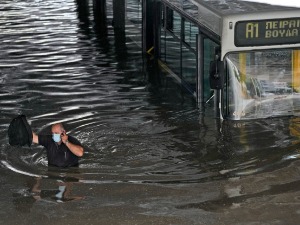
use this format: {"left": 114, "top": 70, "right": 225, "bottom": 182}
{"left": 0, "top": 0, "right": 300, "bottom": 224}
{"left": 13, "top": 174, "right": 84, "bottom": 213}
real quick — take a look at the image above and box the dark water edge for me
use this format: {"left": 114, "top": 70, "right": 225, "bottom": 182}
{"left": 0, "top": 0, "right": 300, "bottom": 224}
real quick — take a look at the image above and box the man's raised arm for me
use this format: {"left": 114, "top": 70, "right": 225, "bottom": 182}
{"left": 32, "top": 132, "right": 39, "bottom": 144}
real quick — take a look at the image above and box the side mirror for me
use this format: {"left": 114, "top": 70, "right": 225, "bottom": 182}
{"left": 209, "top": 61, "right": 224, "bottom": 90}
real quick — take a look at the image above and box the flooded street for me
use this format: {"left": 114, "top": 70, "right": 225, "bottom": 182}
{"left": 0, "top": 0, "right": 300, "bottom": 224}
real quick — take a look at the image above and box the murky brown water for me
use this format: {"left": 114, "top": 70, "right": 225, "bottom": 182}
{"left": 0, "top": 0, "right": 300, "bottom": 224}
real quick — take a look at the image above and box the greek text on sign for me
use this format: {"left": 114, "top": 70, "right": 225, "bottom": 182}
{"left": 235, "top": 18, "right": 300, "bottom": 47}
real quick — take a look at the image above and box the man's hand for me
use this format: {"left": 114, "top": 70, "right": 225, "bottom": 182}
{"left": 61, "top": 131, "right": 84, "bottom": 157}
{"left": 61, "top": 131, "right": 68, "bottom": 144}
{"left": 32, "top": 132, "right": 39, "bottom": 144}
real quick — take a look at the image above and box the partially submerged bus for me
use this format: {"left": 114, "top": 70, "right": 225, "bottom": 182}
{"left": 147, "top": 0, "right": 300, "bottom": 120}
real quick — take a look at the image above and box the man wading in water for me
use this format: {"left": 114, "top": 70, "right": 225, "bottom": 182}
{"left": 32, "top": 123, "right": 84, "bottom": 167}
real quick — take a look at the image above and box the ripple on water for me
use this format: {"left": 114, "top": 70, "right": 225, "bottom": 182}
{"left": 0, "top": 2, "right": 300, "bottom": 219}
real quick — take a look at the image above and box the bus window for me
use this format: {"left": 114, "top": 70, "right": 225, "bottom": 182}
{"left": 182, "top": 45, "right": 196, "bottom": 91}
{"left": 166, "top": 8, "right": 181, "bottom": 39}
{"left": 182, "top": 19, "right": 197, "bottom": 92}
{"left": 166, "top": 7, "right": 173, "bottom": 31}
{"left": 183, "top": 19, "right": 197, "bottom": 51}
{"left": 165, "top": 32, "right": 181, "bottom": 76}
{"left": 224, "top": 49, "right": 300, "bottom": 120}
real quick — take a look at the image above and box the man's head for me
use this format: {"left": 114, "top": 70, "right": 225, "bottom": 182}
{"left": 51, "top": 123, "right": 65, "bottom": 143}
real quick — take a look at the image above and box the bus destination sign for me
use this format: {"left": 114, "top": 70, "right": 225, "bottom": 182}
{"left": 235, "top": 18, "right": 300, "bottom": 47}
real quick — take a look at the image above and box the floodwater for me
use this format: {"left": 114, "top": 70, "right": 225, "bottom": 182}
{"left": 0, "top": 0, "right": 300, "bottom": 224}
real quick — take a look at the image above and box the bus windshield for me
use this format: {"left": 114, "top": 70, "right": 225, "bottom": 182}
{"left": 225, "top": 48, "right": 300, "bottom": 120}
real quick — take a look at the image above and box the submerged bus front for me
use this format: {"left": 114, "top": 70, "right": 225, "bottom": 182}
{"left": 221, "top": 10, "right": 300, "bottom": 120}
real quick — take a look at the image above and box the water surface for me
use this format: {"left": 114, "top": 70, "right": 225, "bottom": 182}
{"left": 0, "top": 0, "right": 300, "bottom": 224}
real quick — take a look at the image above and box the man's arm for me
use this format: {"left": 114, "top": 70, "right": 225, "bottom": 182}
{"left": 64, "top": 141, "right": 84, "bottom": 157}
{"left": 61, "top": 133, "right": 84, "bottom": 157}
{"left": 32, "top": 132, "right": 39, "bottom": 144}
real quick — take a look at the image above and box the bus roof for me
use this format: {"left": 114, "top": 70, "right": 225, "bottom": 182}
{"left": 197, "top": 0, "right": 298, "bottom": 16}
{"left": 162, "top": 0, "right": 300, "bottom": 37}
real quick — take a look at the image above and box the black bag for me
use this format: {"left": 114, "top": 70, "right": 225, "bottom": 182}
{"left": 8, "top": 115, "right": 32, "bottom": 147}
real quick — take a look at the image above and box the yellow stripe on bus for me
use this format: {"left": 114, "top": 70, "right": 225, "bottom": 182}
{"left": 293, "top": 50, "right": 300, "bottom": 93}
{"left": 239, "top": 53, "right": 248, "bottom": 98}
